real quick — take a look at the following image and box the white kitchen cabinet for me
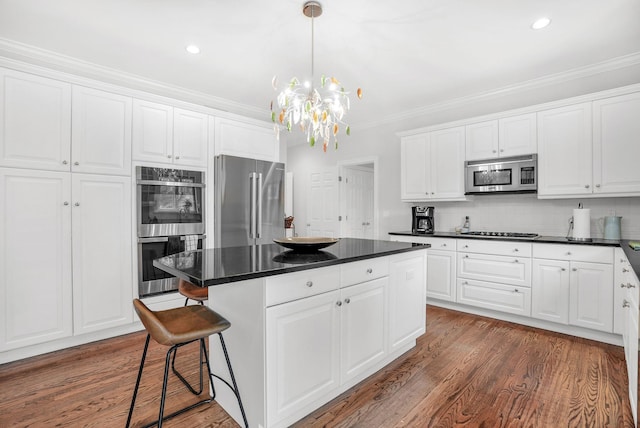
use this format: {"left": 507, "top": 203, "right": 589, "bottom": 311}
{"left": 457, "top": 278, "right": 531, "bottom": 317}
{"left": 0, "top": 168, "right": 133, "bottom": 352}
{"left": 465, "top": 114, "right": 536, "bottom": 161}
{"left": 71, "top": 86, "right": 132, "bottom": 176}
{"left": 213, "top": 116, "right": 280, "bottom": 162}
{"left": 531, "top": 258, "right": 570, "bottom": 324}
{"left": 266, "top": 290, "right": 341, "bottom": 427}
{"left": 614, "top": 249, "right": 634, "bottom": 335}
{"left": 457, "top": 252, "right": 531, "bottom": 288}
{"left": 132, "top": 99, "right": 208, "bottom": 167}
{"left": 593, "top": 92, "right": 640, "bottom": 195}
{"left": 71, "top": 174, "right": 132, "bottom": 334}
{"left": 537, "top": 103, "right": 592, "bottom": 197}
{"left": 400, "top": 126, "right": 465, "bottom": 201}
{"left": 569, "top": 261, "right": 614, "bottom": 332}
{"left": 389, "top": 253, "right": 426, "bottom": 351}
{"left": 0, "top": 68, "right": 72, "bottom": 171}
{"left": 620, "top": 252, "right": 639, "bottom": 426}
{"left": 0, "top": 168, "right": 73, "bottom": 351}
{"left": 498, "top": 113, "right": 537, "bottom": 157}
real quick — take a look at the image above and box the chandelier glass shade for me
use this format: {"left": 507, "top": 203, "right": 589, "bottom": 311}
{"left": 271, "top": 1, "right": 361, "bottom": 152}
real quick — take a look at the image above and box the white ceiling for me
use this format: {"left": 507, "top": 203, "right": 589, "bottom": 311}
{"left": 1, "top": 0, "right": 639, "bottom": 128}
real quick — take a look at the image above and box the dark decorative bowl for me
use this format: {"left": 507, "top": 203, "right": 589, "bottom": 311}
{"left": 273, "top": 237, "right": 339, "bottom": 252}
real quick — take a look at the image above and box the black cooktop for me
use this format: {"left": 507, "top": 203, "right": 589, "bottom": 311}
{"left": 461, "top": 231, "right": 539, "bottom": 239}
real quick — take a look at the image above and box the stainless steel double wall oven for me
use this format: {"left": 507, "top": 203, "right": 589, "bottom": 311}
{"left": 136, "top": 166, "right": 205, "bottom": 297}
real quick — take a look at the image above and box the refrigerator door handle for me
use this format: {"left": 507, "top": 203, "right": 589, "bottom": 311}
{"left": 257, "top": 173, "right": 263, "bottom": 239}
{"left": 249, "top": 172, "right": 257, "bottom": 239}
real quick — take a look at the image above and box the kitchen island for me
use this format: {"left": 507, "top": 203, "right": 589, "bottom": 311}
{"left": 154, "top": 238, "right": 429, "bottom": 428}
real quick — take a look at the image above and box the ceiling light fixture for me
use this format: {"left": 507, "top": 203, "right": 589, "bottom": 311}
{"left": 271, "top": 1, "right": 362, "bottom": 152}
{"left": 185, "top": 45, "right": 200, "bottom": 54}
{"left": 531, "top": 17, "right": 551, "bottom": 30}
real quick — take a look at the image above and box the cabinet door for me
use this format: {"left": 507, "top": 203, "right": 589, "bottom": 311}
{"left": 498, "top": 113, "right": 537, "bottom": 157}
{"left": 400, "top": 134, "right": 428, "bottom": 201}
{"left": 593, "top": 92, "right": 640, "bottom": 195}
{"left": 569, "top": 261, "right": 613, "bottom": 332}
{"left": 465, "top": 120, "right": 499, "bottom": 161}
{"left": 537, "top": 103, "right": 592, "bottom": 196}
{"left": 340, "top": 278, "right": 388, "bottom": 383}
{"left": 71, "top": 86, "right": 132, "bottom": 176}
{"left": 71, "top": 174, "right": 132, "bottom": 334}
{"left": 214, "top": 117, "right": 279, "bottom": 162}
{"left": 173, "top": 108, "right": 208, "bottom": 167}
{"left": 389, "top": 253, "right": 426, "bottom": 352}
{"left": 623, "top": 286, "right": 639, "bottom": 425}
{"left": 532, "top": 259, "right": 570, "bottom": 324}
{"left": 426, "top": 249, "right": 456, "bottom": 302}
{"left": 429, "top": 126, "right": 465, "bottom": 199}
{"left": 131, "top": 99, "right": 173, "bottom": 163}
{"left": 0, "top": 68, "right": 72, "bottom": 171}
{"left": 266, "top": 290, "right": 340, "bottom": 427}
{"left": 0, "top": 169, "right": 72, "bottom": 351}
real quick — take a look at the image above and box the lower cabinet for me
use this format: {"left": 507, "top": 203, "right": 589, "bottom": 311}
{"left": 569, "top": 261, "right": 614, "bottom": 332}
{"left": 531, "top": 259, "right": 570, "bottom": 324}
{"left": 457, "top": 278, "right": 531, "bottom": 316}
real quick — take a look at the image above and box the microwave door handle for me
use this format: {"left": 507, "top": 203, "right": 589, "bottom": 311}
{"left": 257, "top": 173, "right": 263, "bottom": 239}
{"left": 138, "top": 236, "right": 170, "bottom": 243}
{"left": 469, "top": 159, "right": 529, "bottom": 167}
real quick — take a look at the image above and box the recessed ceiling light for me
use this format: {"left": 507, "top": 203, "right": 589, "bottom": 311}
{"left": 185, "top": 45, "right": 200, "bottom": 54}
{"left": 531, "top": 17, "right": 551, "bottom": 30}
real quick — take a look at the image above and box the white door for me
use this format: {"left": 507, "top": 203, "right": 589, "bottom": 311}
{"left": 0, "top": 68, "right": 72, "bottom": 171}
{"left": 426, "top": 250, "right": 456, "bottom": 302}
{"left": 307, "top": 167, "right": 338, "bottom": 237}
{"left": 569, "top": 261, "right": 613, "bottom": 332}
{"left": 0, "top": 169, "right": 72, "bottom": 351}
{"left": 389, "top": 253, "right": 426, "bottom": 352}
{"left": 131, "top": 99, "right": 173, "bottom": 163}
{"left": 71, "top": 174, "right": 133, "bottom": 335}
{"left": 173, "top": 108, "right": 208, "bottom": 167}
{"left": 340, "top": 166, "right": 374, "bottom": 239}
{"left": 531, "top": 259, "right": 570, "bottom": 324}
{"left": 340, "top": 277, "right": 388, "bottom": 383}
{"left": 71, "top": 86, "right": 132, "bottom": 176}
{"left": 266, "top": 290, "right": 340, "bottom": 427}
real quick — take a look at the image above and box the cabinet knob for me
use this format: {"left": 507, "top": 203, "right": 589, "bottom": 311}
{"left": 306, "top": 281, "right": 313, "bottom": 287}
{"left": 572, "top": 268, "right": 577, "bottom": 272}
{"left": 431, "top": 192, "right": 435, "bottom": 195}
{"left": 622, "top": 268, "right": 629, "bottom": 273}
{"left": 74, "top": 202, "right": 80, "bottom": 207}
{"left": 73, "top": 161, "right": 79, "bottom": 166}
{"left": 366, "top": 268, "right": 373, "bottom": 274}
{"left": 63, "top": 201, "right": 69, "bottom": 206}
{"left": 443, "top": 244, "right": 448, "bottom": 247}
{"left": 595, "top": 184, "right": 601, "bottom": 188}
{"left": 492, "top": 150, "right": 497, "bottom": 153}
{"left": 514, "top": 259, "right": 519, "bottom": 263}
{"left": 62, "top": 160, "right": 68, "bottom": 165}
{"left": 561, "top": 268, "right": 566, "bottom": 271}
{"left": 623, "top": 299, "right": 631, "bottom": 308}
{"left": 627, "top": 283, "right": 636, "bottom": 289}
{"left": 463, "top": 245, "right": 468, "bottom": 248}
{"left": 167, "top": 155, "right": 172, "bottom": 158}
{"left": 514, "top": 248, "right": 519, "bottom": 252}
{"left": 344, "top": 298, "right": 351, "bottom": 304}
{"left": 621, "top": 283, "right": 627, "bottom": 288}
{"left": 336, "top": 301, "right": 342, "bottom": 307}
{"left": 463, "top": 281, "right": 468, "bottom": 285}
{"left": 500, "top": 149, "right": 504, "bottom": 153}
{"left": 514, "top": 289, "right": 519, "bottom": 293}
{"left": 175, "top": 156, "right": 180, "bottom": 160}
{"left": 566, "top": 252, "right": 572, "bottom": 256}
{"left": 464, "top": 255, "right": 469, "bottom": 258}
{"left": 585, "top": 184, "right": 590, "bottom": 189}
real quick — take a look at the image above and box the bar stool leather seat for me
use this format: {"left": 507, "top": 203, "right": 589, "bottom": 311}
{"left": 126, "top": 299, "right": 247, "bottom": 428}
{"left": 178, "top": 279, "right": 208, "bottom": 304}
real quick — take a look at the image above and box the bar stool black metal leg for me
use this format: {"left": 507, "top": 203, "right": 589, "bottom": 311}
{"left": 171, "top": 340, "right": 205, "bottom": 395}
{"left": 216, "top": 333, "right": 249, "bottom": 428}
{"left": 126, "top": 334, "right": 151, "bottom": 428}
{"left": 157, "top": 345, "right": 176, "bottom": 428}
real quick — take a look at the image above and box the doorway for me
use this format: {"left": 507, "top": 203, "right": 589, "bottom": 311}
{"left": 338, "top": 157, "right": 378, "bottom": 239}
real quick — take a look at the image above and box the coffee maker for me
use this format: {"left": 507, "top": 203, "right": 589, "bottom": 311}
{"left": 412, "top": 206, "right": 434, "bottom": 234}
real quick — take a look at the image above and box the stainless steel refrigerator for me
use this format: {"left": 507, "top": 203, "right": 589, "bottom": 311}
{"left": 214, "top": 154, "right": 285, "bottom": 248}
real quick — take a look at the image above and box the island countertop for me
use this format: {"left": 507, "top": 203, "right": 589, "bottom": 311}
{"left": 153, "top": 238, "right": 429, "bottom": 287}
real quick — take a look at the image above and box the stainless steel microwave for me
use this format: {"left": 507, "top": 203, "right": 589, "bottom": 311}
{"left": 464, "top": 154, "right": 537, "bottom": 195}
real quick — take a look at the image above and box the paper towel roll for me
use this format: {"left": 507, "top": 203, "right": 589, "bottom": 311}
{"left": 572, "top": 209, "right": 591, "bottom": 240}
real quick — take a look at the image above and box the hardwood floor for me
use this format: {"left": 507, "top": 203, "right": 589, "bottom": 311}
{"left": 0, "top": 306, "right": 633, "bottom": 427}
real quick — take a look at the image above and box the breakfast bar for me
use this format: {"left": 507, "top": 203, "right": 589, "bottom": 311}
{"left": 154, "top": 238, "right": 428, "bottom": 428}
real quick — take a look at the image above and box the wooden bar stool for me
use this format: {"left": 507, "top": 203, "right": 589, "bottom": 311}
{"left": 178, "top": 278, "right": 208, "bottom": 306}
{"left": 126, "top": 299, "right": 248, "bottom": 428}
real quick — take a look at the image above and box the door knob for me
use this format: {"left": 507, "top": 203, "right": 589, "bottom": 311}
{"left": 344, "top": 298, "right": 351, "bottom": 304}
{"left": 336, "top": 301, "right": 342, "bottom": 307}
{"left": 306, "top": 281, "right": 313, "bottom": 287}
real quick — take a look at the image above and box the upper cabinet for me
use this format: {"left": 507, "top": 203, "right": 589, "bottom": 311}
{"left": 132, "top": 99, "right": 208, "bottom": 168}
{"left": 465, "top": 113, "right": 537, "bottom": 161}
{"left": 213, "top": 116, "right": 280, "bottom": 162}
{"left": 0, "top": 68, "right": 72, "bottom": 171}
{"left": 400, "top": 126, "right": 465, "bottom": 202}
{"left": 72, "top": 86, "right": 132, "bottom": 176}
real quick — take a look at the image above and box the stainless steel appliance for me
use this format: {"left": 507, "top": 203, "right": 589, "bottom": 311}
{"left": 412, "top": 206, "right": 434, "bottom": 234}
{"left": 465, "top": 154, "right": 537, "bottom": 195}
{"left": 214, "top": 154, "right": 285, "bottom": 248}
{"left": 461, "top": 231, "right": 539, "bottom": 239}
{"left": 136, "top": 166, "right": 206, "bottom": 297}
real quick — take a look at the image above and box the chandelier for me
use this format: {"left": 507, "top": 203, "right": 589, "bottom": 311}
{"left": 271, "top": 1, "right": 362, "bottom": 152}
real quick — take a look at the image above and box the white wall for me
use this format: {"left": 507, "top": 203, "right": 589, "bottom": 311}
{"left": 286, "top": 60, "right": 640, "bottom": 240}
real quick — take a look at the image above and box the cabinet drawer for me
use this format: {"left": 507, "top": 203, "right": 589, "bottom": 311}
{"left": 340, "top": 257, "right": 389, "bottom": 286}
{"left": 457, "top": 239, "right": 531, "bottom": 257}
{"left": 389, "top": 235, "right": 455, "bottom": 251}
{"left": 457, "top": 278, "right": 531, "bottom": 317}
{"left": 533, "top": 243, "right": 613, "bottom": 263}
{"left": 266, "top": 266, "right": 340, "bottom": 307}
{"left": 458, "top": 253, "right": 531, "bottom": 287}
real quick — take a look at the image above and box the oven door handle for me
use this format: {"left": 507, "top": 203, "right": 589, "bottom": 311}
{"left": 138, "top": 236, "right": 169, "bottom": 243}
{"left": 136, "top": 180, "right": 205, "bottom": 188}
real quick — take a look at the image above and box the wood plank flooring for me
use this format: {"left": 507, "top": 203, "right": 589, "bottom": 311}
{"left": 0, "top": 306, "right": 633, "bottom": 427}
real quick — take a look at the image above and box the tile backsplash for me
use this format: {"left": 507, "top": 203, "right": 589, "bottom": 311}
{"left": 425, "top": 195, "right": 640, "bottom": 239}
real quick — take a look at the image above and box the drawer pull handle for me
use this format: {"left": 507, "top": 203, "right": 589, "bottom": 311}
{"left": 623, "top": 283, "right": 636, "bottom": 289}
{"left": 336, "top": 301, "right": 342, "bottom": 307}
{"left": 306, "top": 281, "right": 313, "bottom": 287}
{"left": 623, "top": 299, "right": 630, "bottom": 308}
{"left": 344, "top": 298, "right": 351, "bottom": 304}
{"left": 621, "top": 283, "right": 627, "bottom": 288}
{"left": 366, "top": 268, "right": 373, "bottom": 274}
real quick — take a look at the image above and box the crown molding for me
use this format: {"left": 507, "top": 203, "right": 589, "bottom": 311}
{"left": 0, "top": 38, "right": 270, "bottom": 121}
{"left": 359, "top": 52, "right": 640, "bottom": 130}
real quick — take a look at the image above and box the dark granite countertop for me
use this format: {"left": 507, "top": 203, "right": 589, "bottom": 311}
{"left": 153, "top": 238, "right": 429, "bottom": 287}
